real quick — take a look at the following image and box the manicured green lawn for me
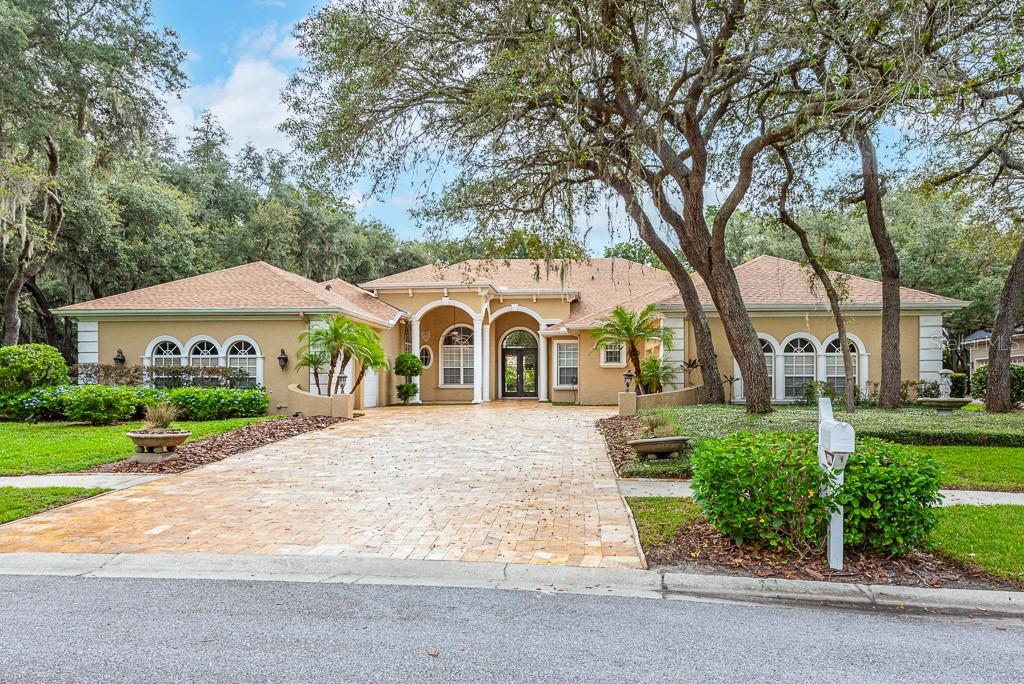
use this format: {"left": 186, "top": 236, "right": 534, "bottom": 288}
{"left": 621, "top": 455, "right": 692, "bottom": 479}
{"left": 650, "top": 404, "right": 1024, "bottom": 446}
{"left": 627, "top": 496, "right": 703, "bottom": 547}
{"left": 0, "top": 486, "right": 109, "bottom": 524}
{"left": 0, "top": 417, "right": 271, "bottom": 475}
{"left": 931, "top": 505, "right": 1024, "bottom": 584}
{"left": 916, "top": 445, "right": 1024, "bottom": 491}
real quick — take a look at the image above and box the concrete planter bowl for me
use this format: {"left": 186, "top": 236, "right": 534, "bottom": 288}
{"left": 126, "top": 429, "right": 191, "bottom": 464}
{"left": 627, "top": 436, "right": 692, "bottom": 460}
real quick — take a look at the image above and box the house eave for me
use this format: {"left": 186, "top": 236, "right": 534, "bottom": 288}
{"left": 54, "top": 306, "right": 396, "bottom": 328}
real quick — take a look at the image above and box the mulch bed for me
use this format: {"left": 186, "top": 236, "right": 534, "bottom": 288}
{"left": 88, "top": 416, "right": 345, "bottom": 474}
{"left": 597, "top": 415, "right": 648, "bottom": 474}
{"left": 647, "top": 514, "right": 1023, "bottom": 592}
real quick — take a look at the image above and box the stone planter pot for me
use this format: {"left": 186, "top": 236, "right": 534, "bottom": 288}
{"left": 627, "top": 436, "right": 692, "bottom": 460}
{"left": 126, "top": 429, "right": 191, "bottom": 464}
{"left": 916, "top": 397, "right": 972, "bottom": 416}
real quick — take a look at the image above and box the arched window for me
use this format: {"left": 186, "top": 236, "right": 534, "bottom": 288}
{"left": 150, "top": 340, "right": 182, "bottom": 388}
{"left": 188, "top": 340, "right": 219, "bottom": 368}
{"left": 783, "top": 337, "right": 816, "bottom": 399}
{"left": 825, "top": 339, "right": 858, "bottom": 396}
{"left": 226, "top": 340, "right": 259, "bottom": 387}
{"left": 419, "top": 345, "right": 433, "bottom": 369}
{"left": 760, "top": 338, "right": 775, "bottom": 399}
{"left": 502, "top": 330, "right": 537, "bottom": 349}
{"left": 441, "top": 325, "right": 474, "bottom": 386}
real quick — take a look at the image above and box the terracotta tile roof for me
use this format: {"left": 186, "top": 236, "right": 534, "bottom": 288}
{"left": 656, "top": 255, "right": 967, "bottom": 309}
{"left": 56, "top": 262, "right": 401, "bottom": 326}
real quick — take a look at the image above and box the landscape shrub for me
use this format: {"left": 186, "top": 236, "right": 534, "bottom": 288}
{"left": 691, "top": 431, "right": 941, "bottom": 556}
{"left": 394, "top": 353, "right": 424, "bottom": 379}
{"left": 915, "top": 380, "right": 940, "bottom": 399}
{"left": 971, "top": 364, "right": 1024, "bottom": 405}
{"left": 396, "top": 382, "right": 419, "bottom": 403}
{"left": 950, "top": 372, "right": 968, "bottom": 398}
{"left": 1, "top": 384, "right": 267, "bottom": 422}
{"left": 66, "top": 385, "right": 139, "bottom": 425}
{"left": 0, "top": 344, "right": 69, "bottom": 394}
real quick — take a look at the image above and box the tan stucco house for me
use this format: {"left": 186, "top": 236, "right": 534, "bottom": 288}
{"left": 963, "top": 326, "right": 1024, "bottom": 371}
{"left": 54, "top": 255, "right": 966, "bottom": 412}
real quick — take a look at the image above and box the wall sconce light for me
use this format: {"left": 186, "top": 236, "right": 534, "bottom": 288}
{"left": 113, "top": 349, "right": 126, "bottom": 366}
{"left": 623, "top": 369, "right": 635, "bottom": 392}
{"left": 277, "top": 349, "right": 289, "bottom": 370}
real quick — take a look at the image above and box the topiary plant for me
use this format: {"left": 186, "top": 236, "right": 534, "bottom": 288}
{"left": 394, "top": 352, "right": 424, "bottom": 380}
{"left": 397, "top": 382, "right": 419, "bottom": 403}
{"left": 0, "top": 344, "right": 70, "bottom": 394}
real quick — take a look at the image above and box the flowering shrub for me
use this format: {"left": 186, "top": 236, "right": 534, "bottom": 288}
{"left": 66, "top": 385, "right": 139, "bottom": 425}
{"left": 0, "top": 344, "right": 69, "bottom": 394}
{"left": 163, "top": 387, "right": 269, "bottom": 420}
{"left": 691, "top": 431, "right": 940, "bottom": 556}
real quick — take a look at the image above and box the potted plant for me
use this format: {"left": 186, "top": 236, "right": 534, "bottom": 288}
{"left": 126, "top": 402, "right": 191, "bottom": 463}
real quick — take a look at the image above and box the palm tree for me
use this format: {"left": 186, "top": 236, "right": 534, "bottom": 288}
{"left": 349, "top": 324, "right": 390, "bottom": 392}
{"left": 592, "top": 304, "right": 674, "bottom": 395}
{"left": 299, "top": 315, "right": 368, "bottom": 396}
{"left": 296, "top": 349, "right": 328, "bottom": 394}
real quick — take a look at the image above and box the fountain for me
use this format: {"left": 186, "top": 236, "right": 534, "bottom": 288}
{"left": 917, "top": 369, "right": 972, "bottom": 416}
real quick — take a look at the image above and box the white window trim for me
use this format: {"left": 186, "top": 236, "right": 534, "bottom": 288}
{"left": 599, "top": 342, "right": 627, "bottom": 368}
{"left": 439, "top": 323, "right": 474, "bottom": 388}
{"left": 223, "top": 334, "right": 265, "bottom": 387}
{"left": 419, "top": 344, "right": 433, "bottom": 369}
{"left": 553, "top": 340, "right": 580, "bottom": 390}
{"left": 185, "top": 335, "right": 222, "bottom": 367}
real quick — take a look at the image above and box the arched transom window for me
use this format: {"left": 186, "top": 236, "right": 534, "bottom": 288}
{"left": 783, "top": 337, "right": 816, "bottom": 399}
{"left": 226, "top": 340, "right": 259, "bottom": 387}
{"left": 151, "top": 340, "right": 182, "bottom": 367}
{"left": 760, "top": 338, "right": 776, "bottom": 399}
{"left": 502, "top": 330, "right": 537, "bottom": 349}
{"left": 189, "top": 340, "right": 219, "bottom": 368}
{"left": 441, "top": 325, "right": 474, "bottom": 386}
{"left": 825, "top": 339, "right": 858, "bottom": 396}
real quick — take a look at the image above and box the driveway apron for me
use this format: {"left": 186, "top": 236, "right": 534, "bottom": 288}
{"left": 0, "top": 403, "right": 644, "bottom": 568}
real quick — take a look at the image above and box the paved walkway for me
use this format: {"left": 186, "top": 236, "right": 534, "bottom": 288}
{"left": 0, "top": 403, "right": 644, "bottom": 568}
{"left": 0, "top": 474, "right": 165, "bottom": 490}
{"left": 616, "top": 479, "right": 1024, "bottom": 506}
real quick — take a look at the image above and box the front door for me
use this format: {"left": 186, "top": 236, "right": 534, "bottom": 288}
{"left": 501, "top": 330, "right": 538, "bottom": 398}
{"left": 503, "top": 349, "right": 538, "bottom": 397}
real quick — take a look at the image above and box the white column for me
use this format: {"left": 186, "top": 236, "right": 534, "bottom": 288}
{"left": 538, "top": 332, "right": 548, "bottom": 401}
{"left": 816, "top": 352, "right": 827, "bottom": 386}
{"left": 919, "top": 315, "right": 944, "bottom": 380}
{"left": 76, "top": 321, "right": 99, "bottom": 385}
{"left": 472, "top": 316, "right": 483, "bottom": 403}
{"left": 482, "top": 324, "right": 491, "bottom": 401}
{"left": 410, "top": 319, "right": 422, "bottom": 404}
{"left": 775, "top": 354, "right": 786, "bottom": 401}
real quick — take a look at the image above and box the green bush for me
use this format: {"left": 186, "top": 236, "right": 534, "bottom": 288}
{"left": 0, "top": 344, "right": 69, "bottom": 394}
{"left": 66, "top": 385, "right": 139, "bottom": 425}
{"left": 394, "top": 353, "right": 424, "bottom": 379}
{"left": 950, "top": 372, "right": 968, "bottom": 398}
{"left": 397, "top": 382, "right": 419, "bottom": 403}
{"left": 691, "top": 431, "right": 941, "bottom": 556}
{"left": 0, "top": 384, "right": 267, "bottom": 422}
{"left": 972, "top": 364, "right": 1024, "bottom": 405}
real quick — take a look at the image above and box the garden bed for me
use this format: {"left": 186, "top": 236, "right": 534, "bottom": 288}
{"left": 88, "top": 415, "right": 344, "bottom": 473}
{"left": 629, "top": 497, "right": 1024, "bottom": 592}
{"left": 597, "top": 415, "right": 691, "bottom": 479}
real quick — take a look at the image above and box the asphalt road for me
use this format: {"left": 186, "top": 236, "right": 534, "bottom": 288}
{"left": 1, "top": 575, "right": 1021, "bottom": 683}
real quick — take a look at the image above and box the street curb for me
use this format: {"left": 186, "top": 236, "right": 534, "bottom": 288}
{"left": 1, "top": 552, "right": 1021, "bottom": 617}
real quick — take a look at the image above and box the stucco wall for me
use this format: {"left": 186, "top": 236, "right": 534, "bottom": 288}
{"left": 95, "top": 317, "right": 310, "bottom": 414}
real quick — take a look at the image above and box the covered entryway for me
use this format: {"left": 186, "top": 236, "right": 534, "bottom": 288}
{"left": 501, "top": 329, "right": 538, "bottom": 398}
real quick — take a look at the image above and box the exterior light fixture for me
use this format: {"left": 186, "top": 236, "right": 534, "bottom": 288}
{"left": 623, "top": 369, "right": 634, "bottom": 392}
{"left": 113, "top": 349, "right": 126, "bottom": 366}
{"left": 277, "top": 349, "right": 288, "bottom": 370}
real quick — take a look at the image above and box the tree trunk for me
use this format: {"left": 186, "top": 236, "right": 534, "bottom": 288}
{"left": 604, "top": 169, "right": 726, "bottom": 403}
{"left": 24, "top": 277, "right": 61, "bottom": 351}
{"left": 776, "top": 146, "right": 856, "bottom": 412}
{"left": 858, "top": 130, "right": 902, "bottom": 409}
{"left": 986, "top": 236, "right": 1024, "bottom": 412}
{"left": 629, "top": 344, "right": 645, "bottom": 394}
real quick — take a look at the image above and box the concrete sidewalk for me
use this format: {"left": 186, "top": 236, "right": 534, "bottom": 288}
{"left": 0, "top": 474, "right": 165, "bottom": 490}
{"left": 616, "top": 479, "right": 1024, "bottom": 506}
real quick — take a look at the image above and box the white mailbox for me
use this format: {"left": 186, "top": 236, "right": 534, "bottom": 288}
{"left": 817, "top": 398, "right": 855, "bottom": 570}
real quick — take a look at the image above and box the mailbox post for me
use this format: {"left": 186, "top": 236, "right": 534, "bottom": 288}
{"left": 817, "top": 398, "right": 856, "bottom": 570}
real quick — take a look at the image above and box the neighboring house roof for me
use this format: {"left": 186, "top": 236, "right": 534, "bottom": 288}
{"left": 963, "top": 326, "right": 1024, "bottom": 346}
{"left": 362, "top": 258, "right": 677, "bottom": 326}
{"left": 656, "top": 255, "right": 968, "bottom": 311}
{"left": 55, "top": 261, "right": 399, "bottom": 326}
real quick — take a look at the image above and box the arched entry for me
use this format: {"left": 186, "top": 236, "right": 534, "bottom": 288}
{"left": 501, "top": 329, "right": 538, "bottom": 398}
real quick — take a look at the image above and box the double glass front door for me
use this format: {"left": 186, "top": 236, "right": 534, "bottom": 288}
{"left": 502, "top": 330, "right": 538, "bottom": 397}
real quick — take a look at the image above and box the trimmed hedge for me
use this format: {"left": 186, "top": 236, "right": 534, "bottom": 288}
{"left": 0, "top": 344, "right": 69, "bottom": 394}
{"left": 0, "top": 384, "right": 268, "bottom": 424}
{"left": 691, "top": 432, "right": 941, "bottom": 556}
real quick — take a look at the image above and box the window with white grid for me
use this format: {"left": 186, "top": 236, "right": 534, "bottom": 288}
{"left": 783, "top": 338, "right": 816, "bottom": 398}
{"left": 825, "top": 339, "right": 858, "bottom": 395}
{"left": 556, "top": 342, "right": 579, "bottom": 387}
{"left": 760, "top": 338, "right": 775, "bottom": 399}
{"left": 602, "top": 343, "right": 623, "bottom": 365}
{"left": 189, "top": 340, "right": 219, "bottom": 368}
{"left": 226, "top": 340, "right": 259, "bottom": 387}
{"left": 441, "top": 325, "right": 474, "bottom": 386}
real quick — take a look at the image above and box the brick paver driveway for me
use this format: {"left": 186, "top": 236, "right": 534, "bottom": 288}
{"left": 0, "top": 403, "right": 644, "bottom": 568}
